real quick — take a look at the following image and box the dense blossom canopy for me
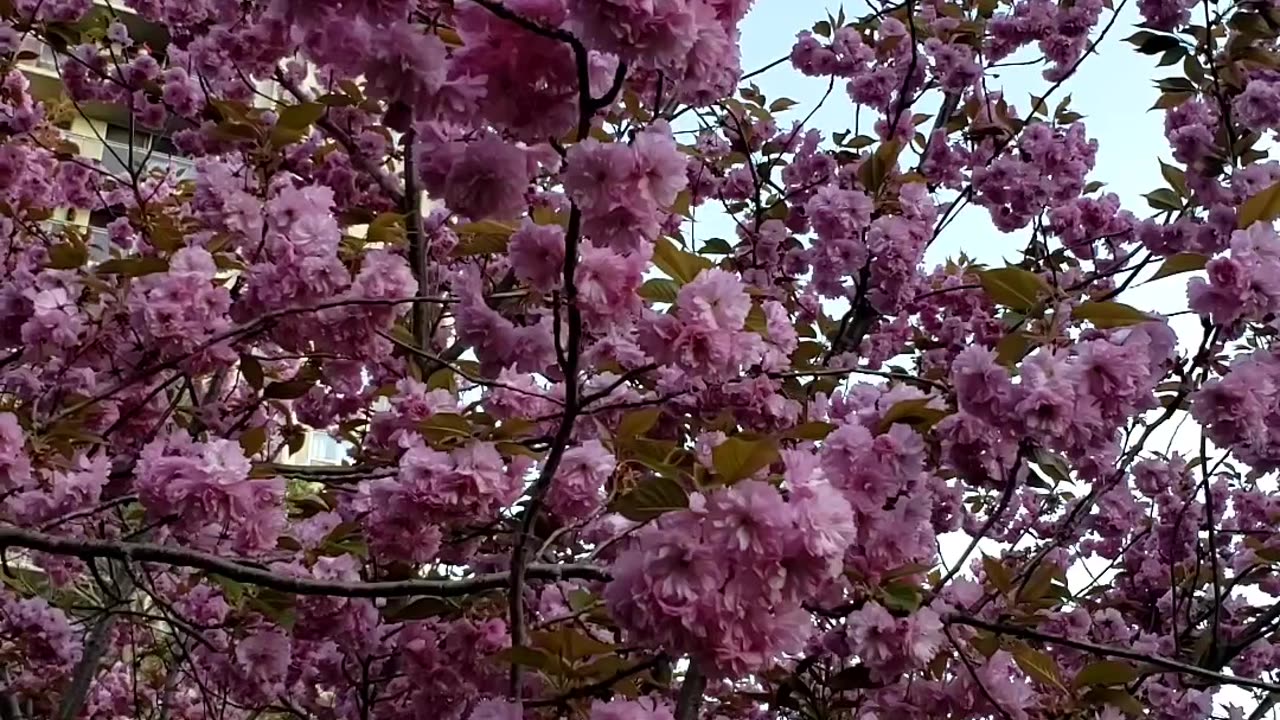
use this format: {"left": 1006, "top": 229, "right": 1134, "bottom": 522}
{"left": 0, "top": 0, "right": 1278, "bottom": 717}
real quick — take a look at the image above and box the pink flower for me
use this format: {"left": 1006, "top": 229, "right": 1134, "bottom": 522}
{"left": 704, "top": 480, "right": 792, "bottom": 559}
{"left": 676, "top": 268, "right": 751, "bottom": 331}
{"left": 470, "top": 699, "right": 524, "bottom": 720}
{"left": 546, "top": 439, "right": 616, "bottom": 521}
{"left": 845, "top": 602, "right": 899, "bottom": 672}
{"left": 444, "top": 134, "right": 532, "bottom": 221}
{"left": 590, "top": 697, "right": 675, "bottom": 720}
{"left": 632, "top": 120, "right": 689, "bottom": 207}
{"left": 234, "top": 628, "right": 291, "bottom": 688}
{"left": 568, "top": 0, "right": 698, "bottom": 67}
{"left": 0, "top": 412, "right": 32, "bottom": 493}
{"left": 903, "top": 607, "right": 944, "bottom": 665}
{"left": 509, "top": 222, "right": 565, "bottom": 291}
{"left": 576, "top": 243, "right": 648, "bottom": 329}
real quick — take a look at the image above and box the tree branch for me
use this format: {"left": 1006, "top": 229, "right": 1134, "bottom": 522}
{"left": 0, "top": 526, "right": 608, "bottom": 598}
{"left": 675, "top": 661, "right": 706, "bottom": 720}
{"left": 0, "top": 670, "right": 22, "bottom": 720}
{"left": 401, "top": 127, "right": 432, "bottom": 375}
{"left": 486, "top": 0, "right": 630, "bottom": 697}
{"left": 947, "top": 614, "right": 1280, "bottom": 694}
{"left": 57, "top": 559, "right": 136, "bottom": 720}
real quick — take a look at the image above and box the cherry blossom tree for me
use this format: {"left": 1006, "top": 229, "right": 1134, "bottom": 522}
{"left": 0, "top": 0, "right": 1278, "bottom": 717}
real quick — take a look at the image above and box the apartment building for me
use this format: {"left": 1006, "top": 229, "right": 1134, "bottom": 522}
{"left": 16, "top": 2, "right": 353, "bottom": 469}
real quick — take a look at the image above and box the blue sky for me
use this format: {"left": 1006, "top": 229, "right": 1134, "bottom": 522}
{"left": 731, "top": 0, "right": 1172, "bottom": 274}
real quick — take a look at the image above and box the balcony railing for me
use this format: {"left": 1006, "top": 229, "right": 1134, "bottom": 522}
{"left": 100, "top": 140, "right": 196, "bottom": 180}
{"left": 17, "top": 36, "right": 59, "bottom": 73}
{"left": 42, "top": 219, "right": 110, "bottom": 259}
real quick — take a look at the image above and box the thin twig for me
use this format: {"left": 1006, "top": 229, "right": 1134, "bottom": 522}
{"left": 526, "top": 656, "right": 664, "bottom": 708}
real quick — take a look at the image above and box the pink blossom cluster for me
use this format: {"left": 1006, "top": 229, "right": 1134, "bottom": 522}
{"left": 606, "top": 477, "right": 854, "bottom": 677}
{"left": 358, "top": 439, "right": 530, "bottom": 563}
{"left": 564, "top": 121, "right": 688, "bottom": 253}
{"left": 136, "top": 433, "right": 286, "bottom": 554}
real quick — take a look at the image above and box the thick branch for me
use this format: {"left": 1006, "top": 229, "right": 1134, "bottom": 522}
{"left": 486, "top": 0, "right": 629, "bottom": 696}
{"left": 675, "top": 661, "right": 707, "bottom": 720}
{"left": 0, "top": 526, "right": 608, "bottom": 598}
{"left": 402, "top": 127, "right": 432, "bottom": 374}
{"left": 57, "top": 561, "right": 136, "bottom": 720}
{"left": 0, "top": 671, "right": 21, "bottom": 720}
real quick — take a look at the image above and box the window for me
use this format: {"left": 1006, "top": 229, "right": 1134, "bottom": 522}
{"left": 101, "top": 125, "right": 193, "bottom": 180}
{"left": 152, "top": 134, "right": 180, "bottom": 156}
{"left": 308, "top": 434, "right": 350, "bottom": 465}
{"left": 87, "top": 208, "right": 121, "bottom": 258}
{"left": 104, "top": 124, "right": 149, "bottom": 148}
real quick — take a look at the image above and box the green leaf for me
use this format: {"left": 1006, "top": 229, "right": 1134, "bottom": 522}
{"left": 212, "top": 576, "right": 247, "bottom": 607}
{"left": 769, "top": 98, "right": 798, "bottom": 112}
{"left": 783, "top": 421, "right": 837, "bottom": 441}
{"left": 209, "top": 99, "right": 251, "bottom": 123}
{"left": 1018, "top": 562, "right": 1059, "bottom": 603}
{"left": 1084, "top": 687, "right": 1144, "bottom": 717}
{"left": 983, "top": 555, "right": 1014, "bottom": 595}
{"left": 269, "top": 124, "right": 310, "bottom": 148}
{"left": 277, "top": 102, "right": 326, "bottom": 129}
{"left": 47, "top": 242, "right": 87, "bottom": 269}
{"left": 532, "top": 627, "right": 613, "bottom": 661}
{"left": 247, "top": 588, "right": 296, "bottom": 629}
{"left": 239, "top": 426, "right": 267, "bottom": 456}
{"left": 744, "top": 302, "right": 767, "bottom": 334}
{"left": 567, "top": 589, "right": 596, "bottom": 612}
{"left": 215, "top": 120, "right": 262, "bottom": 142}
{"left": 420, "top": 413, "right": 473, "bottom": 443}
{"left": 654, "top": 237, "right": 713, "bottom": 285}
{"left": 828, "top": 665, "right": 875, "bottom": 690}
{"left": 616, "top": 408, "right": 661, "bottom": 441}
{"left": 337, "top": 79, "right": 365, "bottom": 104}
{"left": 1073, "top": 660, "right": 1140, "bottom": 688}
{"left": 877, "top": 399, "right": 948, "bottom": 434}
{"left": 711, "top": 436, "right": 780, "bottom": 484}
{"left": 1159, "top": 159, "right": 1187, "bottom": 197}
{"left": 490, "top": 646, "right": 568, "bottom": 675}
{"left": 700, "top": 237, "right": 734, "bottom": 254}
{"left": 94, "top": 257, "right": 169, "bottom": 276}
{"left": 881, "top": 582, "right": 922, "bottom": 612}
{"left": 1144, "top": 187, "right": 1182, "bottom": 212}
{"left": 1071, "top": 301, "right": 1152, "bottom": 329}
{"left": 240, "top": 355, "right": 264, "bottom": 390}
{"left": 1150, "top": 252, "right": 1208, "bottom": 280}
{"left": 315, "top": 93, "right": 355, "bottom": 107}
{"left": 263, "top": 379, "right": 312, "bottom": 400}
{"left": 1238, "top": 180, "right": 1280, "bottom": 228}
{"left": 979, "top": 267, "right": 1049, "bottom": 311}
{"left": 451, "top": 220, "right": 516, "bottom": 256}
{"left": 367, "top": 212, "right": 406, "bottom": 245}
{"left": 1013, "top": 646, "right": 1066, "bottom": 692}
{"left": 608, "top": 475, "right": 689, "bottom": 521}
{"left": 639, "top": 278, "right": 680, "bottom": 303}
{"left": 858, "top": 140, "right": 901, "bottom": 193}
{"left": 1124, "top": 31, "right": 1181, "bottom": 55}
{"left": 995, "top": 331, "right": 1034, "bottom": 367}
